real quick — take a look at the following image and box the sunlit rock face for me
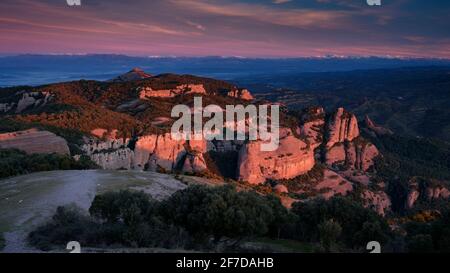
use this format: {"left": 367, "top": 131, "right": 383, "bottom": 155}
{"left": 82, "top": 138, "right": 133, "bottom": 170}
{"left": 83, "top": 132, "right": 210, "bottom": 172}
{"left": 0, "top": 128, "right": 70, "bottom": 155}
{"left": 326, "top": 107, "right": 359, "bottom": 148}
{"left": 89, "top": 149, "right": 134, "bottom": 170}
{"left": 406, "top": 178, "right": 450, "bottom": 209}
{"left": 300, "top": 106, "right": 326, "bottom": 150}
{"left": 147, "top": 133, "right": 187, "bottom": 171}
{"left": 133, "top": 135, "right": 158, "bottom": 170}
{"left": 138, "top": 84, "right": 206, "bottom": 99}
{"left": 361, "top": 190, "right": 391, "bottom": 216}
{"left": 227, "top": 88, "right": 254, "bottom": 100}
{"left": 325, "top": 139, "right": 379, "bottom": 172}
{"left": 182, "top": 152, "right": 208, "bottom": 173}
{"left": 314, "top": 169, "right": 353, "bottom": 200}
{"left": 237, "top": 129, "right": 315, "bottom": 184}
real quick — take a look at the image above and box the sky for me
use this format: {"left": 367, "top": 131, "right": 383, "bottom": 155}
{"left": 0, "top": 0, "right": 449, "bottom": 58}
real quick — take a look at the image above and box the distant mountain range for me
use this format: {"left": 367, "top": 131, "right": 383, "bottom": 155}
{"left": 1, "top": 54, "right": 450, "bottom": 87}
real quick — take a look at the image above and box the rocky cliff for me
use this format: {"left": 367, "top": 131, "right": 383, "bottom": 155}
{"left": 82, "top": 132, "right": 211, "bottom": 172}
{"left": 227, "top": 88, "right": 254, "bottom": 100}
{"left": 405, "top": 177, "right": 450, "bottom": 209}
{"left": 326, "top": 107, "right": 359, "bottom": 148}
{"left": 138, "top": 84, "right": 207, "bottom": 99}
{"left": 0, "top": 91, "right": 53, "bottom": 114}
{"left": 238, "top": 129, "right": 315, "bottom": 184}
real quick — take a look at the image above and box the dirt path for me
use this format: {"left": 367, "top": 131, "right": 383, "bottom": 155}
{"left": 0, "top": 170, "right": 186, "bottom": 253}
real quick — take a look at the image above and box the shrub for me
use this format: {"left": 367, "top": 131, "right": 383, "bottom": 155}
{"left": 28, "top": 205, "right": 100, "bottom": 251}
{"left": 0, "top": 149, "right": 97, "bottom": 179}
{"left": 318, "top": 219, "right": 342, "bottom": 252}
{"left": 291, "top": 197, "right": 391, "bottom": 249}
{"left": 159, "top": 185, "right": 276, "bottom": 243}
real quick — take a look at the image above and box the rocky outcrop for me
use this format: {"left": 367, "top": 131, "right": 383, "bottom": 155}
{"left": 82, "top": 138, "right": 133, "bottom": 170}
{"left": 89, "top": 149, "right": 134, "bottom": 170}
{"left": 132, "top": 135, "right": 158, "bottom": 170}
{"left": 83, "top": 133, "right": 211, "bottom": 172}
{"left": 365, "top": 116, "right": 393, "bottom": 136}
{"left": 325, "top": 138, "right": 379, "bottom": 172}
{"left": 326, "top": 108, "right": 359, "bottom": 148}
{"left": 361, "top": 190, "right": 391, "bottom": 216}
{"left": 227, "top": 88, "right": 254, "bottom": 100}
{"left": 300, "top": 107, "right": 325, "bottom": 149}
{"left": 141, "top": 134, "right": 210, "bottom": 172}
{"left": 238, "top": 130, "right": 315, "bottom": 184}
{"left": 425, "top": 187, "right": 450, "bottom": 200}
{"left": 109, "top": 67, "right": 152, "bottom": 82}
{"left": 314, "top": 169, "right": 353, "bottom": 199}
{"left": 406, "top": 190, "right": 420, "bottom": 209}
{"left": 0, "top": 128, "right": 70, "bottom": 155}
{"left": 273, "top": 184, "right": 289, "bottom": 194}
{"left": 147, "top": 133, "right": 187, "bottom": 171}
{"left": 182, "top": 152, "right": 207, "bottom": 173}
{"left": 138, "top": 84, "right": 206, "bottom": 99}
{"left": 406, "top": 178, "right": 450, "bottom": 209}
{"left": 0, "top": 91, "right": 53, "bottom": 113}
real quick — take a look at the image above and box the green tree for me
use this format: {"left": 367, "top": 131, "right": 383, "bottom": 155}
{"left": 89, "top": 190, "right": 155, "bottom": 226}
{"left": 318, "top": 219, "right": 342, "bottom": 252}
{"left": 160, "top": 185, "right": 274, "bottom": 244}
{"left": 291, "top": 197, "right": 391, "bottom": 248}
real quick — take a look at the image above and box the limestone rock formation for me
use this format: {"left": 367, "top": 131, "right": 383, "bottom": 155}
{"left": 89, "top": 149, "right": 134, "bottom": 170}
{"left": 82, "top": 132, "right": 212, "bottom": 173}
{"left": 133, "top": 135, "right": 158, "bottom": 170}
{"left": 0, "top": 128, "right": 70, "bottom": 155}
{"left": 273, "top": 184, "right": 289, "bottom": 194}
{"left": 365, "top": 116, "right": 393, "bottom": 136}
{"left": 314, "top": 169, "right": 353, "bottom": 199}
{"left": 238, "top": 130, "right": 315, "bottom": 184}
{"left": 326, "top": 107, "right": 359, "bottom": 148}
{"left": 300, "top": 106, "right": 325, "bottom": 149}
{"left": 138, "top": 84, "right": 206, "bottom": 99}
{"left": 82, "top": 138, "right": 133, "bottom": 170}
{"left": 0, "top": 91, "right": 53, "bottom": 113}
{"left": 406, "top": 190, "right": 420, "bottom": 209}
{"left": 406, "top": 178, "right": 450, "bottom": 209}
{"left": 325, "top": 138, "right": 379, "bottom": 172}
{"left": 426, "top": 187, "right": 450, "bottom": 200}
{"left": 361, "top": 190, "right": 391, "bottom": 216}
{"left": 147, "top": 133, "right": 187, "bottom": 171}
{"left": 227, "top": 88, "right": 254, "bottom": 100}
{"left": 182, "top": 152, "right": 208, "bottom": 173}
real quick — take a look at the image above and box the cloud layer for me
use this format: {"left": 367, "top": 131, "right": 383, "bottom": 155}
{"left": 0, "top": 0, "right": 449, "bottom": 58}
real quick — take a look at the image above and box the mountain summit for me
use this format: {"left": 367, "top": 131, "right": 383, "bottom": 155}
{"left": 109, "top": 67, "right": 153, "bottom": 82}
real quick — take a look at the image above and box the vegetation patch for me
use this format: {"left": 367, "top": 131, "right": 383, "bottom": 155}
{"left": 0, "top": 149, "right": 97, "bottom": 179}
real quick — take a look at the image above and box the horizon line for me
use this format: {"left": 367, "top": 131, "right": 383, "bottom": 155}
{"left": 1, "top": 52, "right": 450, "bottom": 61}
